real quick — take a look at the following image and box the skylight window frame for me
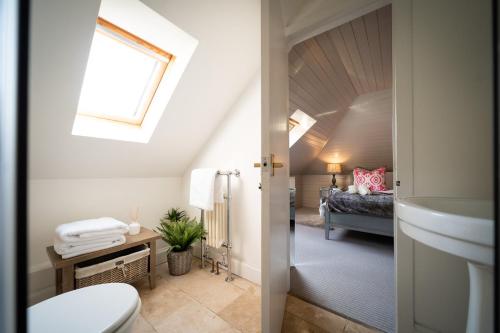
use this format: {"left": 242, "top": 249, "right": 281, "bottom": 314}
{"left": 77, "top": 17, "right": 175, "bottom": 126}
{"left": 289, "top": 109, "right": 316, "bottom": 147}
{"left": 288, "top": 118, "right": 299, "bottom": 131}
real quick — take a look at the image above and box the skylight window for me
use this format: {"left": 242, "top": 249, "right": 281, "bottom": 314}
{"left": 77, "top": 18, "right": 174, "bottom": 126}
{"left": 71, "top": 0, "right": 198, "bottom": 144}
{"left": 289, "top": 109, "right": 316, "bottom": 147}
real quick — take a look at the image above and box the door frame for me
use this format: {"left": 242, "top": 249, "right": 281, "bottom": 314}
{"left": 283, "top": 0, "right": 405, "bottom": 330}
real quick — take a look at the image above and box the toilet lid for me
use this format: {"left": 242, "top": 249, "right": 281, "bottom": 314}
{"left": 28, "top": 283, "right": 140, "bottom": 333}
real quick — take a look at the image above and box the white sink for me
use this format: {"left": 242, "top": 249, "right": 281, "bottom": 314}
{"left": 396, "top": 197, "right": 494, "bottom": 333}
{"left": 396, "top": 197, "right": 493, "bottom": 265}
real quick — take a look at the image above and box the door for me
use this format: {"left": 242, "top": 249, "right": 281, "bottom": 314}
{"left": 0, "top": 0, "right": 29, "bottom": 331}
{"left": 261, "top": 0, "right": 290, "bottom": 332}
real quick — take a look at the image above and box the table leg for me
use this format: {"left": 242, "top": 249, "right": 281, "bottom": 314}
{"left": 55, "top": 268, "right": 62, "bottom": 295}
{"left": 149, "top": 240, "right": 157, "bottom": 289}
{"left": 61, "top": 265, "right": 74, "bottom": 293}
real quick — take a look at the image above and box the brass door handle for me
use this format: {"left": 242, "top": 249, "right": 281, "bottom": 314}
{"left": 254, "top": 162, "right": 283, "bottom": 168}
{"left": 253, "top": 154, "right": 284, "bottom": 176}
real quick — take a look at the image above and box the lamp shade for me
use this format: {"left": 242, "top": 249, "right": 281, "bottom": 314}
{"left": 326, "top": 163, "right": 342, "bottom": 174}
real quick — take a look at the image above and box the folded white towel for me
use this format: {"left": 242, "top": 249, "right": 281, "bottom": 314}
{"left": 56, "top": 236, "right": 126, "bottom": 259}
{"left": 189, "top": 168, "right": 224, "bottom": 211}
{"left": 54, "top": 235, "right": 125, "bottom": 253}
{"left": 55, "top": 217, "right": 128, "bottom": 242}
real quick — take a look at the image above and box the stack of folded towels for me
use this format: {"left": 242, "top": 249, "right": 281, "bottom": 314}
{"left": 54, "top": 217, "right": 129, "bottom": 259}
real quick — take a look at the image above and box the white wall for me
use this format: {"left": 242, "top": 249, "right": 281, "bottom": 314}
{"left": 182, "top": 73, "right": 262, "bottom": 284}
{"left": 29, "top": 0, "right": 260, "bottom": 178}
{"left": 394, "top": 0, "right": 493, "bottom": 332}
{"left": 28, "top": 177, "right": 182, "bottom": 304}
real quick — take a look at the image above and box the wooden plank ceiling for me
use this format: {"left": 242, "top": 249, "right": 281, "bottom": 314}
{"left": 289, "top": 5, "right": 392, "bottom": 175}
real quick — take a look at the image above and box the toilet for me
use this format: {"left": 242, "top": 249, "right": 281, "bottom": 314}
{"left": 29, "top": 283, "right": 141, "bottom": 333}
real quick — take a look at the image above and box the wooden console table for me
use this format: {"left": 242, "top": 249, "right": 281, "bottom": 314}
{"left": 46, "top": 227, "right": 161, "bottom": 295}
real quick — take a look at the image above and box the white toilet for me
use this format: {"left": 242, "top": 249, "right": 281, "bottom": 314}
{"left": 28, "top": 283, "right": 141, "bottom": 333}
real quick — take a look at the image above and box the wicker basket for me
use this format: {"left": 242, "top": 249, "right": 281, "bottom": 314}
{"left": 167, "top": 247, "right": 193, "bottom": 276}
{"left": 75, "top": 245, "right": 150, "bottom": 288}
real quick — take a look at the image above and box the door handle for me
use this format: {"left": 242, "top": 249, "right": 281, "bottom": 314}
{"left": 253, "top": 154, "right": 284, "bottom": 176}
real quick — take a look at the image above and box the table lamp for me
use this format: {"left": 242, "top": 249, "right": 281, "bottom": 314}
{"left": 326, "top": 163, "right": 342, "bottom": 188}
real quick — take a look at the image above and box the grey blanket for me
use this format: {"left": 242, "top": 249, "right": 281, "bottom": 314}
{"left": 327, "top": 190, "right": 394, "bottom": 218}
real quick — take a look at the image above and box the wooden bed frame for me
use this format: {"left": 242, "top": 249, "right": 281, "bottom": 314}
{"left": 319, "top": 183, "right": 394, "bottom": 239}
{"left": 324, "top": 211, "right": 394, "bottom": 240}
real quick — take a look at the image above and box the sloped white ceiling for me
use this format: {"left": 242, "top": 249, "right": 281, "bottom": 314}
{"left": 289, "top": 5, "right": 392, "bottom": 175}
{"left": 29, "top": 0, "right": 260, "bottom": 179}
{"left": 306, "top": 89, "right": 393, "bottom": 174}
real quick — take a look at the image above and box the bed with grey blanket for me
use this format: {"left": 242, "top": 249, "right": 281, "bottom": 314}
{"left": 325, "top": 190, "right": 394, "bottom": 239}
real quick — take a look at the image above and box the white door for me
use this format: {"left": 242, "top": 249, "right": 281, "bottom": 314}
{"left": 261, "top": 0, "right": 290, "bottom": 332}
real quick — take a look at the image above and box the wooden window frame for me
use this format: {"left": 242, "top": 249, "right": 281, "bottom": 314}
{"left": 288, "top": 118, "right": 299, "bottom": 131}
{"left": 77, "top": 17, "right": 175, "bottom": 126}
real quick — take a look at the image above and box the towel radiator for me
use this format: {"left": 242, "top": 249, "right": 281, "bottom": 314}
{"left": 200, "top": 169, "right": 240, "bottom": 282}
{"left": 204, "top": 202, "right": 227, "bottom": 248}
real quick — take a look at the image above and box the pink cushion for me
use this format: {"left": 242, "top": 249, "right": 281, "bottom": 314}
{"left": 353, "top": 167, "right": 387, "bottom": 192}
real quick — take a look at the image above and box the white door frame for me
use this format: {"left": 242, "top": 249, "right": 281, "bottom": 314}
{"left": 393, "top": 0, "right": 415, "bottom": 331}
{"left": 282, "top": 0, "right": 412, "bottom": 331}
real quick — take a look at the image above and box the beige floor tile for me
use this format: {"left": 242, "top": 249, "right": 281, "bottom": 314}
{"left": 132, "top": 259, "right": 263, "bottom": 333}
{"left": 153, "top": 301, "right": 234, "bottom": 333}
{"left": 230, "top": 275, "right": 260, "bottom": 292}
{"left": 194, "top": 280, "right": 246, "bottom": 313}
{"left": 159, "top": 266, "right": 246, "bottom": 313}
{"left": 343, "top": 321, "right": 380, "bottom": 333}
{"left": 138, "top": 282, "right": 195, "bottom": 327}
{"left": 281, "top": 312, "right": 330, "bottom": 333}
{"left": 131, "top": 314, "right": 157, "bottom": 333}
{"left": 285, "top": 296, "right": 347, "bottom": 333}
{"left": 218, "top": 289, "right": 261, "bottom": 333}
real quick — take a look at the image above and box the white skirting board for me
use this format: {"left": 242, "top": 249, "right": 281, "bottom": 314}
{"left": 29, "top": 243, "right": 260, "bottom": 305}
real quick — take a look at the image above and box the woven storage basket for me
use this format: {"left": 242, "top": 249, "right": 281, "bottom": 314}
{"left": 75, "top": 245, "right": 150, "bottom": 288}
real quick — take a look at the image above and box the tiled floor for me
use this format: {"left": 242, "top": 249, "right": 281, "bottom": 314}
{"left": 131, "top": 259, "right": 261, "bottom": 333}
{"left": 131, "top": 259, "right": 379, "bottom": 333}
{"left": 282, "top": 295, "right": 381, "bottom": 333}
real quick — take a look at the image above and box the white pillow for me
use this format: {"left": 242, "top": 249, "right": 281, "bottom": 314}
{"left": 358, "top": 184, "right": 372, "bottom": 196}
{"left": 347, "top": 185, "right": 357, "bottom": 194}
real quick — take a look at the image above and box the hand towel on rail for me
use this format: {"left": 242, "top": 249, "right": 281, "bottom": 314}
{"left": 55, "top": 217, "right": 128, "bottom": 243}
{"left": 189, "top": 168, "right": 224, "bottom": 211}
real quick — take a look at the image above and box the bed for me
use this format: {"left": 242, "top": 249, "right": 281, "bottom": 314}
{"left": 322, "top": 188, "right": 394, "bottom": 239}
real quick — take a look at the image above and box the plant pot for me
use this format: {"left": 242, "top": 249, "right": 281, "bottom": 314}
{"left": 167, "top": 247, "right": 193, "bottom": 276}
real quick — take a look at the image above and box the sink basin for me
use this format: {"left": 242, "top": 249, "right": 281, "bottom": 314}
{"left": 396, "top": 197, "right": 493, "bottom": 265}
{"left": 396, "top": 197, "right": 494, "bottom": 333}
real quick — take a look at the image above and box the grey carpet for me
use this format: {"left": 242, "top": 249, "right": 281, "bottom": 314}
{"left": 290, "top": 223, "right": 395, "bottom": 333}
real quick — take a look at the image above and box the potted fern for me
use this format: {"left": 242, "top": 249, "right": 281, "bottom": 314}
{"left": 157, "top": 216, "right": 204, "bottom": 276}
{"left": 161, "top": 208, "right": 187, "bottom": 223}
